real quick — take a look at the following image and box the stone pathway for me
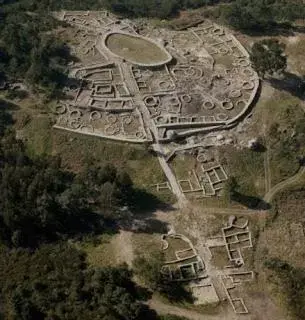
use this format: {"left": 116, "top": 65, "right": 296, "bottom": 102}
{"left": 153, "top": 143, "right": 188, "bottom": 207}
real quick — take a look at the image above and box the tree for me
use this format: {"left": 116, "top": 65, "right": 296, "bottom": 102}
{"left": 224, "top": 0, "right": 273, "bottom": 32}
{"left": 133, "top": 251, "right": 164, "bottom": 291}
{"left": 0, "top": 244, "right": 151, "bottom": 320}
{"left": 0, "top": 133, "right": 139, "bottom": 247}
{"left": 224, "top": 0, "right": 305, "bottom": 32}
{"left": 250, "top": 39, "right": 287, "bottom": 78}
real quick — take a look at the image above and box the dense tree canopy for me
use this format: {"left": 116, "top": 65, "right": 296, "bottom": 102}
{"left": 0, "top": 9, "right": 71, "bottom": 95}
{"left": 0, "top": 244, "right": 152, "bottom": 320}
{"left": 1, "top": 0, "right": 223, "bottom": 19}
{"left": 224, "top": 0, "right": 305, "bottom": 32}
{"left": 250, "top": 39, "right": 287, "bottom": 77}
{"left": 0, "top": 138, "right": 136, "bottom": 247}
{"left": 224, "top": 0, "right": 272, "bottom": 31}
{"left": 0, "top": 104, "right": 135, "bottom": 247}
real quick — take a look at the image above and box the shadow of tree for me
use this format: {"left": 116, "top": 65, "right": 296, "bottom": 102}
{"left": 118, "top": 188, "right": 174, "bottom": 234}
{"left": 0, "top": 98, "right": 17, "bottom": 136}
{"left": 132, "top": 218, "right": 169, "bottom": 234}
{"left": 232, "top": 192, "right": 271, "bottom": 210}
{"left": 241, "top": 22, "right": 305, "bottom": 37}
{"left": 0, "top": 98, "right": 19, "bottom": 110}
{"left": 160, "top": 280, "right": 194, "bottom": 304}
{"left": 268, "top": 72, "right": 305, "bottom": 100}
{"left": 131, "top": 188, "right": 174, "bottom": 213}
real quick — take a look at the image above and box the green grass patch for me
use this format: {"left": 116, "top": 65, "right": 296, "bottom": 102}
{"left": 132, "top": 233, "right": 161, "bottom": 256}
{"left": 263, "top": 92, "right": 304, "bottom": 185}
{"left": 23, "top": 116, "right": 53, "bottom": 157}
{"left": 220, "top": 146, "right": 265, "bottom": 197}
{"left": 106, "top": 33, "right": 170, "bottom": 65}
{"left": 52, "top": 130, "right": 172, "bottom": 202}
{"left": 254, "top": 189, "right": 305, "bottom": 319}
{"left": 251, "top": 86, "right": 305, "bottom": 187}
{"left": 170, "top": 154, "right": 197, "bottom": 178}
{"left": 75, "top": 234, "right": 118, "bottom": 268}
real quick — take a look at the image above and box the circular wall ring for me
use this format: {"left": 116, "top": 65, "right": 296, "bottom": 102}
{"left": 123, "top": 115, "right": 133, "bottom": 125}
{"left": 105, "top": 125, "right": 120, "bottom": 135}
{"left": 70, "top": 119, "right": 81, "bottom": 129}
{"left": 242, "top": 68, "right": 254, "bottom": 77}
{"left": 155, "top": 115, "right": 168, "bottom": 124}
{"left": 229, "top": 89, "right": 242, "bottom": 98}
{"left": 186, "top": 66, "right": 203, "bottom": 78}
{"left": 106, "top": 114, "right": 118, "bottom": 124}
{"left": 80, "top": 124, "right": 93, "bottom": 132}
{"left": 236, "top": 100, "right": 247, "bottom": 108}
{"left": 212, "top": 27, "right": 224, "bottom": 35}
{"left": 235, "top": 258, "right": 243, "bottom": 266}
{"left": 218, "top": 47, "right": 229, "bottom": 55}
{"left": 144, "top": 95, "right": 159, "bottom": 107}
{"left": 161, "top": 239, "right": 169, "bottom": 250}
{"left": 239, "top": 59, "right": 250, "bottom": 67}
{"left": 216, "top": 113, "right": 229, "bottom": 121}
{"left": 70, "top": 110, "right": 82, "bottom": 118}
{"left": 158, "top": 80, "right": 172, "bottom": 90}
{"left": 197, "top": 153, "right": 207, "bottom": 163}
{"left": 135, "top": 131, "right": 145, "bottom": 139}
{"left": 222, "top": 100, "right": 234, "bottom": 110}
{"left": 181, "top": 94, "right": 192, "bottom": 103}
{"left": 55, "top": 105, "right": 66, "bottom": 115}
{"left": 185, "top": 67, "right": 196, "bottom": 77}
{"left": 242, "top": 81, "right": 255, "bottom": 90}
{"left": 171, "top": 68, "right": 184, "bottom": 78}
{"left": 90, "top": 111, "right": 101, "bottom": 121}
{"left": 203, "top": 100, "right": 215, "bottom": 110}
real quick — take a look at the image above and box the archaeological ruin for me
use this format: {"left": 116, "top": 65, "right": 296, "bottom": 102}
{"left": 53, "top": 10, "right": 259, "bottom": 202}
{"left": 161, "top": 216, "right": 254, "bottom": 311}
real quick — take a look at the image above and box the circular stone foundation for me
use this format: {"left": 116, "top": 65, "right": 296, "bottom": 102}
{"left": 104, "top": 32, "right": 172, "bottom": 67}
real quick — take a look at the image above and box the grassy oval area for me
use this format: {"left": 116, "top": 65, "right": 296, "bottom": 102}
{"left": 105, "top": 33, "right": 171, "bottom": 66}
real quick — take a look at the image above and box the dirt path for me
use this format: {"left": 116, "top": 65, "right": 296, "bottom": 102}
{"left": 113, "top": 230, "right": 134, "bottom": 267}
{"left": 198, "top": 206, "right": 266, "bottom": 217}
{"left": 148, "top": 297, "right": 242, "bottom": 320}
{"left": 264, "top": 166, "right": 305, "bottom": 203}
